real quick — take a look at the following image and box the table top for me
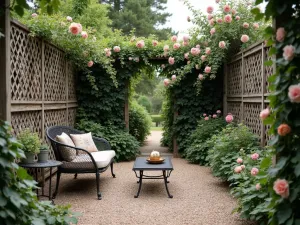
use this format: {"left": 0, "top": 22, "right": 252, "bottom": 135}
{"left": 19, "top": 160, "right": 62, "bottom": 168}
{"left": 133, "top": 157, "right": 173, "bottom": 171}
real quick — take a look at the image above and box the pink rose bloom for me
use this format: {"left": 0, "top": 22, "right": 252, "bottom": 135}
{"left": 187, "top": 16, "right": 191, "bottom": 22}
{"left": 164, "top": 79, "right": 170, "bottom": 87}
{"left": 219, "top": 41, "right": 226, "bottom": 49}
{"left": 217, "top": 110, "right": 221, "bottom": 114}
{"left": 105, "top": 50, "right": 111, "bottom": 57}
{"left": 207, "top": 6, "right": 214, "bottom": 14}
{"left": 208, "top": 14, "right": 213, "bottom": 20}
{"left": 196, "top": 44, "right": 200, "bottom": 49}
{"left": 171, "top": 35, "right": 178, "bottom": 42}
{"left": 209, "top": 19, "right": 215, "bottom": 26}
{"left": 288, "top": 84, "right": 300, "bottom": 103}
{"left": 173, "top": 43, "right": 181, "bottom": 50}
{"left": 66, "top": 16, "right": 72, "bottom": 22}
{"left": 69, "top": 23, "right": 81, "bottom": 35}
{"left": 217, "top": 18, "right": 223, "bottom": 24}
{"left": 81, "top": 31, "right": 88, "bottom": 39}
{"left": 204, "top": 117, "right": 209, "bottom": 121}
{"left": 276, "top": 27, "right": 286, "bottom": 42}
{"left": 128, "top": 57, "right": 132, "bottom": 61}
{"left": 87, "top": 61, "right": 93, "bottom": 67}
{"left": 241, "top": 165, "right": 245, "bottom": 169}
{"left": 224, "top": 4, "right": 231, "bottom": 13}
{"left": 77, "top": 23, "right": 83, "bottom": 33}
{"left": 273, "top": 179, "right": 289, "bottom": 198}
{"left": 260, "top": 108, "right": 270, "bottom": 120}
{"left": 235, "top": 16, "right": 240, "bottom": 20}
{"left": 241, "top": 35, "right": 249, "bottom": 43}
{"left": 172, "top": 75, "right": 176, "bottom": 81}
{"left": 243, "top": 22, "right": 249, "bottom": 28}
{"left": 224, "top": 14, "right": 232, "bottom": 23}
{"left": 205, "top": 47, "right": 211, "bottom": 55}
{"left": 251, "top": 167, "right": 259, "bottom": 176}
{"left": 210, "top": 28, "right": 216, "bottom": 35}
{"left": 184, "top": 53, "right": 189, "bottom": 59}
{"left": 183, "top": 41, "right": 189, "bottom": 46}
{"left": 183, "top": 35, "right": 189, "bottom": 42}
{"left": 168, "top": 57, "right": 175, "bottom": 65}
{"left": 191, "top": 47, "right": 200, "bottom": 56}
{"left": 213, "top": 114, "right": 217, "bottom": 118}
{"left": 164, "top": 45, "right": 169, "bottom": 52}
{"left": 195, "top": 64, "right": 199, "bottom": 70}
{"left": 251, "top": 153, "right": 259, "bottom": 160}
{"left": 234, "top": 166, "right": 242, "bottom": 173}
{"left": 32, "top": 13, "right": 38, "bottom": 17}
{"left": 237, "top": 158, "right": 243, "bottom": 164}
{"left": 136, "top": 40, "right": 145, "bottom": 48}
{"left": 204, "top": 66, "right": 211, "bottom": 73}
{"left": 152, "top": 40, "right": 158, "bottom": 46}
{"left": 256, "top": 183, "right": 261, "bottom": 190}
{"left": 253, "top": 23, "right": 259, "bottom": 29}
{"left": 283, "top": 45, "right": 295, "bottom": 61}
{"left": 198, "top": 74, "right": 204, "bottom": 80}
{"left": 201, "top": 55, "right": 206, "bottom": 61}
{"left": 203, "top": 113, "right": 207, "bottom": 117}
{"left": 113, "top": 46, "right": 121, "bottom": 52}
{"left": 225, "top": 114, "right": 233, "bottom": 123}
{"left": 231, "top": 9, "right": 237, "bottom": 15}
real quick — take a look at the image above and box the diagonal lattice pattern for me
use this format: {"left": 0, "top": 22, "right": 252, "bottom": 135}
{"left": 244, "top": 51, "right": 262, "bottom": 95}
{"left": 11, "top": 111, "right": 42, "bottom": 137}
{"left": 227, "top": 60, "right": 242, "bottom": 96}
{"left": 227, "top": 102, "right": 242, "bottom": 122}
{"left": 243, "top": 103, "right": 262, "bottom": 137}
{"left": 67, "top": 63, "right": 77, "bottom": 101}
{"left": 68, "top": 108, "right": 77, "bottom": 127}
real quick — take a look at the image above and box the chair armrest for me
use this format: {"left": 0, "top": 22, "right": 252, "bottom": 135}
{"left": 92, "top": 136, "right": 111, "bottom": 150}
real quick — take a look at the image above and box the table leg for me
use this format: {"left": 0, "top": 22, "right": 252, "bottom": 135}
{"left": 163, "top": 170, "right": 173, "bottom": 198}
{"left": 35, "top": 168, "right": 39, "bottom": 198}
{"left": 134, "top": 170, "right": 143, "bottom": 198}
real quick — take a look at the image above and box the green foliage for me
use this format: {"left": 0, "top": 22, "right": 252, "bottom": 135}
{"left": 229, "top": 147, "right": 273, "bottom": 223}
{"left": 76, "top": 120, "right": 140, "bottom": 161}
{"left": 207, "top": 124, "right": 260, "bottom": 180}
{"left": 185, "top": 116, "right": 226, "bottom": 165}
{"left": 0, "top": 121, "right": 78, "bottom": 225}
{"left": 134, "top": 72, "right": 160, "bottom": 96}
{"left": 17, "top": 128, "right": 41, "bottom": 154}
{"left": 11, "top": 0, "right": 60, "bottom": 16}
{"left": 129, "top": 101, "right": 152, "bottom": 143}
{"left": 137, "top": 95, "right": 152, "bottom": 113}
{"left": 151, "top": 115, "right": 164, "bottom": 127}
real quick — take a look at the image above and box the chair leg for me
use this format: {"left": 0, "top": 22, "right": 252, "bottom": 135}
{"left": 53, "top": 171, "right": 61, "bottom": 199}
{"left": 74, "top": 173, "right": 78, "bottom": 179}
{"left": 110, "top": 161, "right": 116, "bottom": 178}
{"left": 96, "top": 171, "right": 102, "bottom": 200}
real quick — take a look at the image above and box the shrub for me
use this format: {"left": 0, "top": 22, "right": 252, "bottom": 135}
{"left": 129, "top": 101, "right": 152, "bottom": 143}
{"left": 151, "top": 115, "right": 164, "bottom": 127}
{"left": 137, "top": 95, "right": 152, "bottom": 113}
{"left": 76, "top": 120, "right": 140, "bottom": 161}
{"left": 207, "top": 123, "right": 260, "bottom": 180}
{"left": 17, "top": 128, "right": 41, "bottom": 154}
{"left": 229, "top": 147, "right": 273, "bottom": 223}
{"left": 0, "top": 121, "right": 78, "bottom": 225}
{"left": 185, "top": 117, "right": 226, "bottom": 165}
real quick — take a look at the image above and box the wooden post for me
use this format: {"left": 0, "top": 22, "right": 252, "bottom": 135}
{"left": 124, "top": 81, "right": 129, "bottom": 131}
{"left": 223, "top": 64, "right": 228, "bottom": 116}
{"left": 261, "top": 43, "right": 266, "bottom": 146}
{"left": 41, "top": 40, "right": 45, "bottom": 138}
{"left": 0, "top": 0, "right": 11, "bottom": 121}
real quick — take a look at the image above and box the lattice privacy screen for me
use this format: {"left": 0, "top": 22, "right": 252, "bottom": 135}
{"left": 224, "top": 42, "right": 274, "bottom": 146}
{"left": 10, "top": 21, "right": 78, "bottom": 163}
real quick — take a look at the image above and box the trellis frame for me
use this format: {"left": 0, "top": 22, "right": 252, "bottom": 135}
{"left": 224, "top": 41, "right": 274, "bottom": 146}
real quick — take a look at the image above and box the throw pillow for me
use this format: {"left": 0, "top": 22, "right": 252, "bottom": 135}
{"left": 56, "top": 132, "right": 76, "bottom": 162}
{"left": 70, "top": 132, "right": 98, "bottom": 153}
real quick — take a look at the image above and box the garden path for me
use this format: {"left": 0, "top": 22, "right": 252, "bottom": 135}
{"left": 139, "top": 131, "right": 170, "bottom": 155}
{"left": 53, "top": 132, "right": 254, "bottom": 225}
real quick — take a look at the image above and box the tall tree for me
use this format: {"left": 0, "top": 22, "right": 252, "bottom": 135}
{"left": 101, "top": 0, "right": 173, "bottom": 39}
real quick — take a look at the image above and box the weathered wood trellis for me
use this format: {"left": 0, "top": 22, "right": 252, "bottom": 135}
{"left": 223, "top": 41, "right": 274, "bottom": 146}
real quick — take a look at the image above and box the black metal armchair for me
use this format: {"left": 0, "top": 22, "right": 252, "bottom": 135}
{"left": 46, "top": 126, "right": 116, "bottom": 200}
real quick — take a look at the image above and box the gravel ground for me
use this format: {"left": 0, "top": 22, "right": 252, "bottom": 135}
{"left": 54, "top": 158, "right": 254, "bottom": 225}
{"left": 139, "top": 131, "right": 169, "bottom": 154}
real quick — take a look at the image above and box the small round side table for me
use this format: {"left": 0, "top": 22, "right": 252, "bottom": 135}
{"left": 19, "top": 160, "right": 62, "bottom": 201}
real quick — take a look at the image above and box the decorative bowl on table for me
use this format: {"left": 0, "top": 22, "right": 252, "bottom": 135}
{"left": 147, "top": 150, "right": 165, "bottom": 164}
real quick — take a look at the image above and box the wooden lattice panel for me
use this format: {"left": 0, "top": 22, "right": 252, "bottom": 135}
{"left": 68, "top": 108, "right": 77, "bottom": 127}
{"left": 67, "top": 63, "right": 76, "bottom": 101}
{"left": 227, "top": 102, "right": 242, "bottom": 122}
{"left": 244, "top": 51, "right": 262, "bottom": 95}
{"left": 243, "top": 103, "right": 262, "bottom": 137}
{"left": 265, "top": 47, "right": 274, "bottom": 93}
{"left": 44, "top": 43, "right": 66, "bottom": 101}
{"left": 227, "top": 60, "right": 242, "bottom": 96}
{"left": 11, "top": 111, "right": 42, "bottom": 137}
{"left": 10, "top": 24, "right": 42, "bottom": 101}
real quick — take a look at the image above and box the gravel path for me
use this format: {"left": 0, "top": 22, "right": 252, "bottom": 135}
{"left": 54, "top": 158, "right": 253, "bottom": 225}
{"left": 139, "top": 131, "right": 169, "bottom": 154}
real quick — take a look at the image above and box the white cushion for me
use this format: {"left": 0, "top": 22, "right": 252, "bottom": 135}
{"left": 70, "top": 132, "right": 98, "bottom": 153}
{"left": 91, "top": 150, "right": 116, "bottom": 168}
{"left": 56, "top": 132, "right": 76, "bottom": 162}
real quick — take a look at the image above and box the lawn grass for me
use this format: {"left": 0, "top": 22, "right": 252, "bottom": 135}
{"left": 150, "top": 126, "right": 163, "bottom": 131}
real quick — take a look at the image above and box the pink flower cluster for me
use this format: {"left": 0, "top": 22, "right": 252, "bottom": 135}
{"left": 224, "top": 15, "right": 232, "bottom": 23}
{"left": 241, "top": 35, "right": 249, "bottom": 43}
{"left": 251, "top": 167, "right": 259, "bottom": 176}
{"left": 173, "top": 43, "right": 181, "bottom": 50}
{"left": 260, "top": 108, "right": 270, "bottom": 120}
{"left": 273, "top": 179, "right": 289, "bottom": 198}
{"left": 168, "top": 57, "right": 175, "bottom": 65}
{"left": 207, "top": 6, "right": 214, "bottom": 14}
{"left": 251, "top": 153, "right": 259, "bottom": 160}
{"left": 201, "top": 55, "right": 206, "bottom": 61}
{"left": 172, "top": 75, "right": 177, "bottom": 81}
{"left": 87, "top": 61, "right": 93, "bottom": 67}
{"left": 171, "top": 35, "right": 178, "bottom": 42}
{"left": 104, "top": 48, "right": 111, "bottom": 57}
{"left": 210, "top": 28, "right": 216, "bottom": 35}
{"left": 219, "top": 41, "right": 226, "bottom": 49}
{"left": 288, "top": 84, "right": 300, "bottom": 103}
{"left": 276, "top": 27, "right": 286, "bottom": 42}
{"left": 205, "top": 48, "right": 211, "bottom": 55}
{"left": 164, "top": 79, "right": 170, "bottom": 87}
{"left": 69, "top": 23, "right": 83, "bottom": 35}
{"left": 191, "top": 47, "right": 200, "bottom": 56}
{"left": 152, "top": 40, "right": 158, "bottom": 46}
{"left": 204, "top": 66, "right": 211, "bottom": 73}
{"left": 113, "top": 46, "right": 121, "bottom": 53}
{"left": 198, "top": 74, "right": 204, "bottom": 80}
{"left": 283, "top": 45, "right": 295, "bottom": 61}
{"left": 136, "top": 40, "right": 145, "bottom": 48}
{"left": 225, "top": 114, "right": 233, "bottom": 123}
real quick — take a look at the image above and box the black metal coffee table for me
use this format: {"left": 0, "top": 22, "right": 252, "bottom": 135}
{"left": 132, "top": 157, "right": 173, "bottom": 198}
